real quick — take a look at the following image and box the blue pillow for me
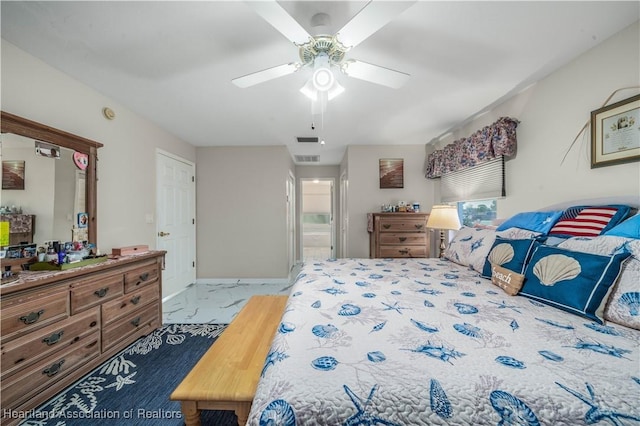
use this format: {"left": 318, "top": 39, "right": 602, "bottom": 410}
{"left": 520, "top": 243, "right": 631, "bottom": 323}
{"left": 604, "top": 213, "right": 640, "bottom": 239}
{"left": 481, "top": 237, "right": 538, "bottom": 278}
{"left": 496, "top": 211, "right": 563, "bottom": 234}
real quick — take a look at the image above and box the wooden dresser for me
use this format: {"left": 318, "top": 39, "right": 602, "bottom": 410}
{"left": 369, "top": 213, "right": 430, "bottom": 258}
{"left": 0, "top": 251, "right": 165, "bottom": 425}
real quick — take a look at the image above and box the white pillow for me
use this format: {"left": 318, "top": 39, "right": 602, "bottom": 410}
{"left": 444, "top": 227, "right": 496, "bottom": 273}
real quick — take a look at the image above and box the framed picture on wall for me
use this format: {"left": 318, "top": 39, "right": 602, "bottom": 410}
{"left": 2, "top": 160, "right": 25, "bottom": 190}
{"left": 379, "top": 158, "right": 404, "bottom": 188}
{"left": 591, "top": 94, "right": 640, "bottom": 168}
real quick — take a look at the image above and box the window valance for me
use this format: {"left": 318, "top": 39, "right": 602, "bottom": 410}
{"left": 425, "top": 117, "right": 519, "bottom": 179}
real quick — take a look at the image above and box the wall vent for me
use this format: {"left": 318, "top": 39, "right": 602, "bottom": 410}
{"left": 294, "top": 155, "right": 320, "bottom": 163}
{"left": 296, "top": 136, "right": 319, "bottom": 143}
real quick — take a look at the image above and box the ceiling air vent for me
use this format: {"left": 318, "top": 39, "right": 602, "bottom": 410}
{"left": 294, "top": 155, "right": 320, "bottom": 163}
{"left": 296, "top": 136, "right": 319, "bottom": 143}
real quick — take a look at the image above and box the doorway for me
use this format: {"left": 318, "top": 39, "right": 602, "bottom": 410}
{"left": 156, "top": 150, "right": 196, "bottom": 299}
{"left": 301, "top": 178, "right": 334, "bottom": 260}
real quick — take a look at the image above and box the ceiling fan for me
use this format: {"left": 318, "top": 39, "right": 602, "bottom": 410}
{"left": 232, "top": 1, "right": 415, "bottom": 93}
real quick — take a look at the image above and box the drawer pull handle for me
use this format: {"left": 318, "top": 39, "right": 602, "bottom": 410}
{"left": 43, "top": 359, "right": 65, "bottom": 377}
{"left": 135, "top": 273, "right": 150, "bottom": 286}
{"left": 94, "top": 287, "right": 109, "bottom": 298}
{"left": 399, "top": 249, "right": 409, "bottom": 255}
{"left": 398, "top": 237, "right": 407, "bottom": 242}
{"left": 382, "top": 224, "right": 391, "bottom": 229}
{"left": 414, "top": 224, "right": 424, "bottom": 229}
{"left": 43, "top": 330, "right": 64, "bottom": 346}
{"left": 20, "top": 310, "right": 45, "bottom": 325}
{"left": 131, "top": 295, "right": 141, "bottom": 305}
{"left": 131, "top": 317, "right": 141, "bottom": 327}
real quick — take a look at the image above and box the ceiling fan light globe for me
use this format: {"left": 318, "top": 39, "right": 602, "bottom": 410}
{"left": 312, "top": 67, "right": 334, "bottom": 91}
{"left": 300, "top": 80, "right": 318, "bottom": 101}
{"left": 328, "top": 81, "right": 345, "bottom": 101}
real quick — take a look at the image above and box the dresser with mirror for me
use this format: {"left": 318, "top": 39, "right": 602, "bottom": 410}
{"left": 0, "top": 112, "right": 165, "bottom": 425}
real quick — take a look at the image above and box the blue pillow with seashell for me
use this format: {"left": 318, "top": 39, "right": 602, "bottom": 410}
{"left": 557, "top": 235, "right": 640, "bottom": 330}
{"left": 495, "top": 211, "right": 563, "bottom": 234}
{"left": 520, "top": 243, "right": 632, "bottom": 324}
{"left": 481, "top": 237, "right": 538, "bottom": 278}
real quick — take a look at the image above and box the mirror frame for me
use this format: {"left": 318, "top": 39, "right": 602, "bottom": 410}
{"left": 1, "top": 111, "right": 103, "bottom": 246}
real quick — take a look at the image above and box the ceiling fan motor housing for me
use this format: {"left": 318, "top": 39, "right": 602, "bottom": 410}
{"left": 299, "top": 36, "right": 348, "bottom": 67}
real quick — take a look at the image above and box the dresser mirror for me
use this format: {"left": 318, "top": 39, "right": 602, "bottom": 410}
{"left": 1, "top": 111, "right": 103, "bottom": 251}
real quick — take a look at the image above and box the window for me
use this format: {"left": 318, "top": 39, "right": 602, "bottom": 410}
{"left": 458, "top": 199, "right": 497, "bottom": 227}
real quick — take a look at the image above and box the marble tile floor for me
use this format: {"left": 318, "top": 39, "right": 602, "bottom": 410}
{"left": 163, "top": 281, "right": 293, "bottom": 324}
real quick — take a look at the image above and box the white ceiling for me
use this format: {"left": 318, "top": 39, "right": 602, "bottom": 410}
{"left": 2, "top": 1, "right": 638, "bottom": 165}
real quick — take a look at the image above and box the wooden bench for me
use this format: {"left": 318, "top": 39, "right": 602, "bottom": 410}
{"left": 170, "top": 295, "right": 288, "bottom": 426}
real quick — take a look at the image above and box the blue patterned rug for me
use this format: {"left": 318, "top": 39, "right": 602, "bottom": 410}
{"left": 21, "top": 324, "right": 238, "bottom": 425}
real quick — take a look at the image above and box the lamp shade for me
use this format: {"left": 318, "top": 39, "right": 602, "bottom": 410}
{"left": 426, "top": 205, "right": 461, "bottom": 230}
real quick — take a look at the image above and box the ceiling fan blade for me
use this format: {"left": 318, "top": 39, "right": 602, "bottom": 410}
{"left": 337, "top": 1, "right": 416, "bottom": 48}
{"left": 343, "top": 59, "right": 410, "bottom": 89}
{"left": 246, "top": 1, "right": 311, "bottom": 45}
{"left": 232, "top": 63, "right": 298, "bottom": 88}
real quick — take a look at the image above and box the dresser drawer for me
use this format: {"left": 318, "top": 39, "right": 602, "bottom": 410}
{"left": 102, "top": 284, "right": 160, "bottom": 325}
{"left": 1, "top": 307, "right": 100, "bottom": 379}
{"left": 378, "top": 218, "right": 426, "bottom": 233}
{"left": 379, "top": 246, "right": 428, "bottom": 258}
{"left": 124, "top": 262, "right": 159, "bottom": 293}
{"left": 379, "top": 233, "right": 427, "bottom": 245}
{"left": 70, "top": 272, "right": 123, "bottom": 314}
{"left": 1, "top": 332, "right": 99, "bottom": 409}
{"left": 102, "top": 302, "right": 160, "bottom": 352}
{"left": 1, "top": 289, "right": 69, "bottom": 342}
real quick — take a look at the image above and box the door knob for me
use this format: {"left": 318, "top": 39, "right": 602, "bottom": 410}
{"left": 158, "top": 231, "right": 170, "bottom": 237}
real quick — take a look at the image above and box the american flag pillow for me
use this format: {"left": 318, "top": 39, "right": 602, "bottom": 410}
{"left": 549, "top": 206, "right": 622, "bottom": 237}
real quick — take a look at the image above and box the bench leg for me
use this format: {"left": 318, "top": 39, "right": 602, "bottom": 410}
{"left": 235, "top": 402, "right": 251, "bottom": 426}
{"left": 181, "top": 401, "right": 201, "bottom": 426}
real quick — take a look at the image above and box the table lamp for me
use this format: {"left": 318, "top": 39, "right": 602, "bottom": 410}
{"left": 426, "top": 205, "right": 462, "bottom": 258}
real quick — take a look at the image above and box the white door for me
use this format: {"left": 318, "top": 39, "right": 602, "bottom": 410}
{"left": 286, "top": 172, "right": 296, "bottom": 271}
{"left": 301, "top": 179, "right": 334, "bottom": 260}
{"left": 156, "top": 150, "right": 196, "bottom": 299}
{"left": 340, "top": 171, "right": 348, "bottom": 258}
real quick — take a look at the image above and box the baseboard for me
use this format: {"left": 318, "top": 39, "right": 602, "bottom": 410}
{"left": 195, "top": 278, "right": 289, "bottom": 285}
{"left": 161, "top": 282, "right": 195, "bottom": 303}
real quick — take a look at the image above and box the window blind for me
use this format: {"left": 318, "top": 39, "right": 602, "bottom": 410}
{"left": 440, "top": 156, "right": 505, "bottom": 203}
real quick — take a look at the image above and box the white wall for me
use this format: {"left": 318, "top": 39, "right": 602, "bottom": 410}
{"left": 434, "top": 21, "right": 640, "bottom": 217}
{"left": 1, "top": 39, "right": 197, "bottom": 253}
{"left": 195, "top": 145, "right": 294, "bottom": 279}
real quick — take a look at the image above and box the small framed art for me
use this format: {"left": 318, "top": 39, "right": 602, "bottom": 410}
{"left": 591, "top": 94, "right": 640, "bottom": 168}
{"left": 2, "top": 160, "right": 25, "bottom": 190}
{"left": 379, "top": 158, "right": 404, "bottom": 189}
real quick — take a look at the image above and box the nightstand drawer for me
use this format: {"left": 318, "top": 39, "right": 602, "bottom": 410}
{"left": 379, "top": 233, "right": 427, "bottom": 245}
{"left": 378, "top": 218, "right": 426, "bottom": 232}
{"left": 379, "top": 246, "right": 428, "bottom": 258}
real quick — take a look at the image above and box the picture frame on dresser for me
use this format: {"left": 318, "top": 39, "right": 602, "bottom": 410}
{"left": 590, "top": 94, "right": 640, "bottom": 168}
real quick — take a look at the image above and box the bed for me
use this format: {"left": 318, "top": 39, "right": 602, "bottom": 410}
{"left": 247, "top": 200, "right": 640, "bottom": 425}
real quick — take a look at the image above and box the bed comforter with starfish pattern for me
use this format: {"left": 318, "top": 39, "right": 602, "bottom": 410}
{"left": 246, "top": 258, "right": 639, "bottom": 425}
